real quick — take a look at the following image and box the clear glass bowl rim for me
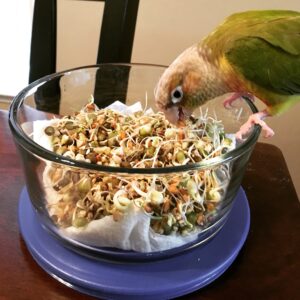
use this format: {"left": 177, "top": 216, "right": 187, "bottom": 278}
{"left": 9, "top": 63, "right": 261, "bottom": 174}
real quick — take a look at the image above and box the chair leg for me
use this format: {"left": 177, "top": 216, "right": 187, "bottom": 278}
{"left": 29, "top": 0, "right": 57, "bottom": 82}
{"left": 94, "top": 65, "right": 131, "bottom": 108}
{"left": 30, "top": 0, "right": 60, "bottom": 114}
{"left": 95, "top": 0, "right": 139, "bottom": 106}
{"left": 97, "top": 0, "right": 140, "bottom": 64}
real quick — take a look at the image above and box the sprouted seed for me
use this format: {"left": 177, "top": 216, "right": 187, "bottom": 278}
{"left": 44, "top": 98, "right": 234, "bottom": 236}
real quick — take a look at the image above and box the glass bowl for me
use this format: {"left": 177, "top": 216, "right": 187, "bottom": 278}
{"left": 9, "top": 64, "right": 260, "bottom": 261}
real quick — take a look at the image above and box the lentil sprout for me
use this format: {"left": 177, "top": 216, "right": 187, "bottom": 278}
{"left": 45, "top": 98, "right": 234, "bottom": 236}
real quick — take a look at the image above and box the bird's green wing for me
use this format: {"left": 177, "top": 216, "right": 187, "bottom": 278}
{"left": 226, "top": 36, "right": 300, "bottom": 96}
{"left": 223, "top": 10, "right": 300, "bottom": 55}
{"left": 223, "top": 11, "right": 300, "bottom": 96}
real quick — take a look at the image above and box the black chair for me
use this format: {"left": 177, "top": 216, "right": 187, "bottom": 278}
{"left": 29, "top": 0, "right": 140, "bottom": 113}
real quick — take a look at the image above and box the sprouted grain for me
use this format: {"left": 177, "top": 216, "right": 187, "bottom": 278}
{"left": 44, "top": 97, "right": 233, "bottom": 235}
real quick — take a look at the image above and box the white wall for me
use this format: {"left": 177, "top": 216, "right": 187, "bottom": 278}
{"left": 0, "top": 0, "right": 34, "bottom": 95}
{"left": 57, "top": 0, "right": 103, "bottom": 71}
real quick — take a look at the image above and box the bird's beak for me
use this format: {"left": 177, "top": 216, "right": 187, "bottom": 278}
{"left": 163, "top": 106, "right": 181, "bottom": 124}
{"left": 181, "top": 107, "right": 193, "bottom": 120}
{"left": 163, "top": 106, "right": 193, "bottom": 125}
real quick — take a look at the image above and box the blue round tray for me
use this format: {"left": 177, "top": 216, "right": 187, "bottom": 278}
{"left": 18, "top": 187, "right": 250, "bottom": 300}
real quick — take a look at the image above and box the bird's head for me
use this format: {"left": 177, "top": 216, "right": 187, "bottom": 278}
{"left": 155, "top": 45, "right": 210, "bottom": 124}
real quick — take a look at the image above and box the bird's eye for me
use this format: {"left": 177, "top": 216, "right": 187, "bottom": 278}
{"left": 171, "top": 86, "right": 183, "bottom": 104}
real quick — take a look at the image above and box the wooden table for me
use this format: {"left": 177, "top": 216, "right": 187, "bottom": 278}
{"left": 1, "top": 109, "right": 299, "bottom": 300}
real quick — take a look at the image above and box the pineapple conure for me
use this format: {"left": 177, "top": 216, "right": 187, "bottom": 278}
{"left": 155, "top": 10, "right": 300, "bottom": 139}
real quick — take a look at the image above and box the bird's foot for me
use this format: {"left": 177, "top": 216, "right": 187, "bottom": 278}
{"left": 235, "top": 110, "right": 274, "bottom": 140}
{"left": 223, "top": 92, "right": 254, "bottom": 109}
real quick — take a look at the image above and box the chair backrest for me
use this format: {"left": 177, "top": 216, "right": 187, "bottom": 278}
{"left": 29, "top": 0, "right": 139, "bottom": 113}
{"left": 29, "top": 0, "right": 139, "bottom": 83}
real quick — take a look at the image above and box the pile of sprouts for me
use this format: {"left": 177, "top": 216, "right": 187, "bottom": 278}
{"left": 44, "top": 98, "right": 233, "bottom": 236}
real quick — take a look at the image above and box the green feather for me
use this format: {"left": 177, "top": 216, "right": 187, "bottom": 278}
{"left": 206, "top": 10, "right": 300, "bottom": 55}
{"left": 203, "top": 10, "right": 300, "bottom": 114}
{"left": 226, "top": 38, "right": 300, "bottom": 95}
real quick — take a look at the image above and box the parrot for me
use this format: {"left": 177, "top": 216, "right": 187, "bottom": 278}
{"left": 154, "top": 10, "right": 300, "bottom": 139}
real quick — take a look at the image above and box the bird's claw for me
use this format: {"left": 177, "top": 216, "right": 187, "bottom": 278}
{"left": 223, "top": 94, "right": 240, "bottom": 109}
{"left": 223, "top": 93, "right": 255, "bottom": 109}
{"left": 235, "top": 112, "right": 274, "bottom": 140}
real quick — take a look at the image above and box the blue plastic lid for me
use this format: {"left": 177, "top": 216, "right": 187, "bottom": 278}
{"left": 19, "top": 187, "right": 250, "bottom": 300}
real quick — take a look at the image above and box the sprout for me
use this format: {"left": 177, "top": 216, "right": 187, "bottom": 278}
{"left": 187, "top": 179, "right": 197, "bottom": 197}
{"left": 223, "top": 137, "right": 232, "bottom": 146}
{"left": 63, "top": 150, "right": 75, "bottom": 159}
{"left": 207, "top": 189, "right": 221, "bottom": 202}
{"left": 146, "top": 146, "right": 155, "bottom": 157}
{"left": 72, "top": 217, "right": 88, "bottom": 227}
{"left": 56, "top": 146, "right": 67, "bottom": 155}
{"left": 149, "top": 190, "right": 164, "bottom": 205}
{"left": 94, "top": 146, "right": 110, "bottom": 154}
{"left": 44, "top": 126, "right": 55, "bottom": 136}
{"left": 75, "top": 153, "right": 86, "bottom": 162}
{"left": 151, "top": 137, "right": 160, "bottom": 147}
{"left": 176, "top": 150, "right": 186, "bottom": 163}
{"left": 65, "top": 121, "right": 76, "bottom": 130}
{"left": 165, "top": 128, "right": 176, "bottom": 139}
{"left": 113, "top": 191, "right": 131, "bottom": 211}
{"left": 139, "top": 124, "right": 152, "bottom": 136}
{"left": 61, "top": 134, "right": 71, "bottom": 145}
{"left": 45, "top": 100, "right": 233, "bottom": 235}
{"left": 78, "top": 177, "right": 92, "bottom": 194}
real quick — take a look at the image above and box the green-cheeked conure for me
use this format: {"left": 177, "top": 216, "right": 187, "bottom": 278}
{"left": 155, "top": 10, "right": 300, "bottom": 139}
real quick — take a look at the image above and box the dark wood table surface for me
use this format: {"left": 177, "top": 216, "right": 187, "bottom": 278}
{"left": 1, "top": 109, "right": 299, "bottom": 300}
